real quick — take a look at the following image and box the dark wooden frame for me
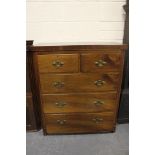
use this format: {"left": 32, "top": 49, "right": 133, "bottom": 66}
{"left": 26, "top": 40, "right": 41, "bottom": 131}
{"left": 118, "top": 0, "right": 129, "bottom": 123}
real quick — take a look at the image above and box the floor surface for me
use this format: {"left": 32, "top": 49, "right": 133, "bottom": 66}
{"left": 26, "top": 124, "right": 129, "bottom": 155}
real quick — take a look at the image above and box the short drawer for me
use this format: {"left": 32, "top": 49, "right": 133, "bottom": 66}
{"left": 44, "top": 112, "right": 114, "bottom": 134}
{"left": 81, "top": 52, "right": 122, "bottom": 72}
{"left": 42, "top": 92, "right": 117, "bottom": 113}
{"left": 40, "top": 73, "right": 120, "bottom": 93}
{"left": 37, "top": 54, "right": 79, "bottom": 73}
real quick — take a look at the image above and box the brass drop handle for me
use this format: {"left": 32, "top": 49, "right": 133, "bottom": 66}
{"left": 94, "top": 80, "right": 106, "bottom": 87}
{"left": 95, "top": 60, "right": 107, "bottom": 67}
{"left": 53, "top": 81, "right": 64, "bottom": 88}
{"left": 52, "top": 60, "right": 64, "bottom": 68}
{"left": 57, "top": 120, "right": 67, "bottom": 125}
{"left": 55, "top": 102, "right": 66, "bottom": 108}
{"left": 94, "top": 100, "right": 104, "bottom": 106}
{"left": 92, "top": 118, "right": 103, "bottom": 123}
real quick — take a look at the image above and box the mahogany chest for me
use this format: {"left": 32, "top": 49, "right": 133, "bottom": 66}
{"left": 29, "top": 44, "right": 127, "bottom": 135}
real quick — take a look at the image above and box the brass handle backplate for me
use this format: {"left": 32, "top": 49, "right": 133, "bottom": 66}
{"left": 92, "top": 118, "right": 103, "bottom": 123}
{"left": 55, "top": 102, "right": 66, "bottom": 108}
{"left": 94, "top": 80, "right": 106, "bottom": 87}
{"left": 53, "top": 82, "right": 64, "bottom": 88}
{"left": 95, "top": 60, "right": 107, "bottom": 67}
{"left": 94, "top": 100, "right": 104, "bottom": 106}
{"left": 57, "top": 120, "right": 67, "bottom": 125}
{"left": 52, "top": 60, "right": 64, "bottom": 68}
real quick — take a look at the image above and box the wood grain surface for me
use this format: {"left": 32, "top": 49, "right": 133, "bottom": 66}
{"left": 81, "top": 52, "right": 122, "bottom": 72}
{"left": 37, "top": 54, "right": 79, "bottom": 73}
{"left": 44, "top": 112, "right": 114, "bottom": 134}
{"left": 40, "top": 73, "right": 120, "bottom": 93}
{"left": 42, "top": 92, "right": 117, "bottom": 113}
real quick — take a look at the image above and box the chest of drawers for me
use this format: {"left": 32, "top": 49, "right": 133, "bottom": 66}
{"left": 30, "top": 44, "right": 127, "bottom": 135}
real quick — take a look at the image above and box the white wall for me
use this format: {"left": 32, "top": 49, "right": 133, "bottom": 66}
{"left": 26, "top": 0, "right": 126, "bottom": 44}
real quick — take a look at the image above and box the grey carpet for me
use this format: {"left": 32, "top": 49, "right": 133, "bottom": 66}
{"left": 26, "top": 124, "right": 129, "bottom": 155}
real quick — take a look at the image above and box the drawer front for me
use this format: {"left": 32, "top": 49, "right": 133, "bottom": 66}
{"left": 81, "top": 52, "right": 122, "bottom": 72}
{"left": 42, "top": 92, "right": 117, "bottom": 113}
{"left": 37, "top": 54, "right": 79, "bottom": 73}
{"left": 40, "top": 73, "right": 120, "bottom": 93}
{"left": 44, "top": 112, "right": 114, "bottom": 134}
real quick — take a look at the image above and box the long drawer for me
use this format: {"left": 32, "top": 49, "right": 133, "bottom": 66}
{"left": 40, "top": 73, "right": 120, "bottom": 93}
{"left": 44, "top": 112, "right": 114, "bottom": 134}
{"left": 42, "top": 92, "right": 117, "bottom": 113}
